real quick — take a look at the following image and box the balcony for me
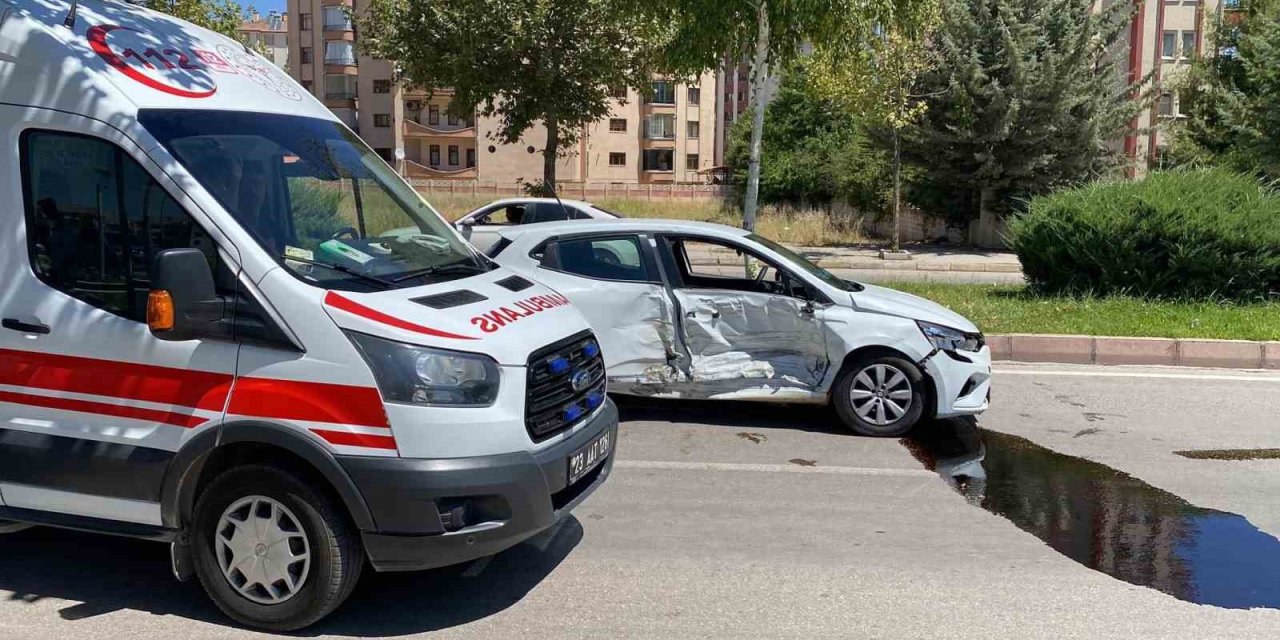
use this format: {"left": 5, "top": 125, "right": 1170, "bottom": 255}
{"left": 404, "top": 119, "right": 476, "bottom": 139}
{"left": 405, "top": 159, "right": 477, "bottom": 180}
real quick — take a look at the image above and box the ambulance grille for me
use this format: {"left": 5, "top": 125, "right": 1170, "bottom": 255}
{"left": 412, "top": 290, "right": 487, "bottom": 309}
{"left": 495, "top": 275, "right": 534, "bottom": 292}
{"left": 525, "top": 331, "right": 606, "bottom": 441}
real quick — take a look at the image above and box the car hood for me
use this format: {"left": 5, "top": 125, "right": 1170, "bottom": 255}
{"left": 849, "top": 284, "right": 979, "bottom": 333}
{"left": 321, "top": 270, "right": 591, "bottom": 366}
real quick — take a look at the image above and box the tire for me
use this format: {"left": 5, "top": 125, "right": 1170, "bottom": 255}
{"left": 833, "top": 355, "right": 926, "bottom": 437}
{"left": 191, "top": 465, "right": 364, "bottom": 631}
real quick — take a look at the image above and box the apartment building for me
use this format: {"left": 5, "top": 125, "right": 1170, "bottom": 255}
{"left": 237, "top": 10, "right": 289, "bottom": 71}
{"left": 286, "top": 0, "right": 721, "bottom": 183}
{"left": 1121, "top": 0, "right": 1230, "bottom": 174}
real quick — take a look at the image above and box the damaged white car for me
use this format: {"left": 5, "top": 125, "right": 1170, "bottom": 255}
{"left": 487, "top": 220, "right": 991, "bottom": 436}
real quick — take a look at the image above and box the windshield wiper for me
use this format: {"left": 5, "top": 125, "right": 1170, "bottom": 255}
{"left": 282, "top": 255, "right": 395, "bottom": 288}
{"left": 390, "top": 260, "right": 489, "bottom": 283}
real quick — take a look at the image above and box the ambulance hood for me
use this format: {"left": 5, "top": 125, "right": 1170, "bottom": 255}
{"left": 320, "top": 270, "right": 593, "bottom": 367}
{"left": 0, "top": 0, "right": 335, "bottom": 123}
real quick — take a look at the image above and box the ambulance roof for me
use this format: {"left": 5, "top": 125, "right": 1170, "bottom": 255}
{"left": 0, "top": 0, "right": 335, "bottom": 124}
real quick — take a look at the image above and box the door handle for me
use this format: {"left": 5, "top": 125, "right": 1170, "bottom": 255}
{"left": 685, "top": 310, "right": 720, "bottom": 319}
{"left": 2, "top": 318, "right": 51, "bottom": 335}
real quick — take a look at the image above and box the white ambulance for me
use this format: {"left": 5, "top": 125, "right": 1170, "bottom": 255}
{"left": 0, "top": 0, "right": 615, "bottom": 629}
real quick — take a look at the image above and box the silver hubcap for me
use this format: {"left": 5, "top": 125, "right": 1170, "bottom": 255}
{"left": 215, "top": 496, "right": 311, "bottom": 605}
{"left": 850, "top": 364, "right": 913, "bottom": 426}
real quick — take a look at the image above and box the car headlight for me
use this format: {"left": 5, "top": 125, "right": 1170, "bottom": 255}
{"left": 917, "top": 320, "right": 983, "bottom": 353}
{"left": 346, "top": 331, "right": 500, "bottom": 406}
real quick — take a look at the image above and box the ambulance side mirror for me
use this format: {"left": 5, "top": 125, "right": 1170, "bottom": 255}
{"left": 148, "top": 248, "right": 227, "bottom": 341}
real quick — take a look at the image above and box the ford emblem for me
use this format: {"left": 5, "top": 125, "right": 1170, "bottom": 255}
{"left": 570, "top": 369, "right": 592, "bottom": 392}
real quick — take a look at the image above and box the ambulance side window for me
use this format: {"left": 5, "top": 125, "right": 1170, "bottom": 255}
{"left": 21, "top": 130, "right": 222, "bottom": 323}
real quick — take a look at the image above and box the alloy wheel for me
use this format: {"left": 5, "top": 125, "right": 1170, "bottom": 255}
{"left": 849, "top": 363, "right": 914, "bottom": 426}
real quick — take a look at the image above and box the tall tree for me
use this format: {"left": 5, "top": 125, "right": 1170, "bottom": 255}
{"left": 810, "top": 12, "right": 938, "bottom": 252}
{"left": 358, "top": 0, "right": 671, "bottom": 191}
{"left": 145, "top": 0, "right": 244, "bottom": 38}
{"left": 654, "top": 0, "right": 931, "bottom": 231}
{"left": 1177, "top": 0, "right": 1280, "bottom": 178}
{"left": 901, "top": 0, "right": 1142, "bottom": 243}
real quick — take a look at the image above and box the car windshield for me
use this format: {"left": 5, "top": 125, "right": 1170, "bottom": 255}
{"left": 748, "top": 233, "right": 862, "bottom": 292}
{"left": 140, "top": 109, "right": 488, "bottom": 290}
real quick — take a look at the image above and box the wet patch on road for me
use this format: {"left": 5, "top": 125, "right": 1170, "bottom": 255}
{"left": 788, "top": 458, "right": 817, "bottom": 467}
{"left": 1175, "top": 448, "right": 1280, "bottom": 461}
{"left": 737, "top": 432, "right": 767, "bottom": 444}
{"left": 904, "top": 420, "right": 1280, "bottom": 610}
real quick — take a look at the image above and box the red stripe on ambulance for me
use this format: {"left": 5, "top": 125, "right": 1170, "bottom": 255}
{"left": 0, "top": 348, "right": 233, "bottom": 411}
{"left": 311, "top": 429, "right": 398, "bottom": 451}
{"left": 325, "top": 292, "right": 476, "bottom": 340}
{"left": 0, "top": 389, "right": 208, "bottom": 429}
{"left": 470, "top": 293, "right": 571, "bottom": 333}
{"left": 227, "top": 378, "right": 390, "bottom": 429}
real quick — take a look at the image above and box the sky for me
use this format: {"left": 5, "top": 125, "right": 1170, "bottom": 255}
{"left": 246, "top": 0, "right": 286, "bottom": 16}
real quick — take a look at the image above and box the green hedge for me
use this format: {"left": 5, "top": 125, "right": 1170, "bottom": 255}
{"left": 1007, "top": 170, "right": 1280, "bottom": 300}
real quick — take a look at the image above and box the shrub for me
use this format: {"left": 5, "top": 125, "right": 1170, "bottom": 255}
{"left": 1007, "top": 169, "right": 1280, "bottom": 300}
{"left": 289, "top": 179, "right": 345, "bottom": 250}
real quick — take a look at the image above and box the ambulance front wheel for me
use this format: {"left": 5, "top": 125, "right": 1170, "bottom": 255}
{"left": 191, "top": 464, "right": 364, "bottom": 631}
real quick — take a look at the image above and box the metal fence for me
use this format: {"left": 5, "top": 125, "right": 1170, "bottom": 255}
{"left": 409, "top": 180, "right": 735, "bottom": 201}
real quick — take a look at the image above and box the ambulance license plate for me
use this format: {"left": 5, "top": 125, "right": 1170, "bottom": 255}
{"left": 568, "top": 430, "right": 611, "bottom": 485}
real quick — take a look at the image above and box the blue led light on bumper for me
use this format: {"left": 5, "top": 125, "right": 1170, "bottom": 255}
{"left": 548, "top": 356, "right": 571, "bottom": 374}
{"left": 582, "top": 341, "right": 600, "bottom": 358}
{"left": 586, "top": 391, "right": 604, "bottom": 409}
{"left": 562, "top": 403, "right": 584, "bottom": 422}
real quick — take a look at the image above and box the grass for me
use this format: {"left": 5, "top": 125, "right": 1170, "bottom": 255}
{"left": 883, "top": 282, "right": 1280, "bottom": 341}
{"left": 418, "top": 193, "right": 867, "bottom": 246}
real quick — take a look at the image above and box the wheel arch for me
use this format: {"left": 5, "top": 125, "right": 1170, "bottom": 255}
{"left": 159, "top": 421, "right": 376, "bottom": 533}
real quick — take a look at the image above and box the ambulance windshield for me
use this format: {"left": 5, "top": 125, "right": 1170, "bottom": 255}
{"left": 140, "top": 109, "right": 490, "bottom": 291}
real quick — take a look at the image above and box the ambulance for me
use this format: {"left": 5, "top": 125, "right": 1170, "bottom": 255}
{"left": 0, "top": 0, "right": 615, "bottom": 629}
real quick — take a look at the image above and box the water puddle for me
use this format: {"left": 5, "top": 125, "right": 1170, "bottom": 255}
{"left": 903, "top": 420, "right": 1280, "bottom": 609}
{"left": 1175, "top": 448, "right": 1280, "bottom": 461}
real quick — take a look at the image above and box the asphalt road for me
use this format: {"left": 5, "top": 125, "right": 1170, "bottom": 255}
{"left": 3, "top": 363, "right": 1280, "bottom": 639}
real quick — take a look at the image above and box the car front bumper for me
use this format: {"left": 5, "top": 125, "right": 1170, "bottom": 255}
{"left": 926, "top": 346, "right": 992, "bottom": 418}
{"left": 338, "top": 400, "right": 618, "bottom": 572}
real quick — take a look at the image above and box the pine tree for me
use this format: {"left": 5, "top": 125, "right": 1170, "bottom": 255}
{"left": 901, "top": 0, "right": 1142, "bottom": 238}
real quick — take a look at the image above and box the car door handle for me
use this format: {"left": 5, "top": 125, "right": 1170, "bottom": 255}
{"left": 687, "top": 310, "right": 721, "bottom": 319}
{"left": 3, "top": 318, "right": 51, "bottom": 334}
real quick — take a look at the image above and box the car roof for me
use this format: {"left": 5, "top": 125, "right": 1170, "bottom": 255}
{"left": 496, "top": 218, "right": 752, "bottom": 242}
{"left": 473, "top": 198, "right": 594, "bottom": 208}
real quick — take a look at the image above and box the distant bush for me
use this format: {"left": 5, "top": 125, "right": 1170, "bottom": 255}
{"left": 1007, "top": 170, "right": 1280, "bottom": 300}
{"left": 289, "top": 179, "right": 345, "bottom": 249}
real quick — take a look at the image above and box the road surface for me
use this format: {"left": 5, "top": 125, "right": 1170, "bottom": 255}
{"left": 2, "top": 362, "right": 1280, "bottom": 639}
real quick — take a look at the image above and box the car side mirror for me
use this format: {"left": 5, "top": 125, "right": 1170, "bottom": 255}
{"left": 148, "top": 248, "right": 227, "bottom": 341}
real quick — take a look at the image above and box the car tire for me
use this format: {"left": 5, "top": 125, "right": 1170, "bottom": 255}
{"left": 833, "top": 355, "right": 926, "bottom": 437}
{"left": 191, "top": 464, "right": 363, "bottom": 631}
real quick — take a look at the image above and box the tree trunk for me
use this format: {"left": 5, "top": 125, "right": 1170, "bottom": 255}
{"left": 543, "top": 114, "right": 559, "bottom": 194}
{"left": 891, "top": 127, "right": 902, "bottom": 253}
{"left": 743, "top": 0, "right": 770, "bottom": 232}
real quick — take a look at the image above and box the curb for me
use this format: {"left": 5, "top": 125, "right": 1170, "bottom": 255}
{"left": 988, "top": 334, "right": 1280, "bottom": 369}
{"left": 687, "top": 255, "right": 1022, "bottom": 273}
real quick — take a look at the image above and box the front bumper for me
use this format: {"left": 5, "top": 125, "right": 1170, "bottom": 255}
{"left": 338, "top": 400, "right": 618, "bottom": 572}
{"left": 926, "top": 346, "right": 992, "bottom": 418}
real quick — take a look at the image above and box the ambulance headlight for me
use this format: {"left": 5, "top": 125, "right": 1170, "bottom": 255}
{"left": 346, "top": 332, "right": 500, "bottom": 406}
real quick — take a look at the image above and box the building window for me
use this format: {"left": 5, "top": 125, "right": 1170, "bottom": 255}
{"left": 324, "top": 74, "right": 357, "bottom": 100}
{"left": 301, "top": 79, "right": 314, "bottom": 92}
{"left": 648, "top": 81, "right": 675, "bottom": 105}
{"left": 373, "top": 79, "right": 391, "bottom": 94}
{"left": 322, "top": 6, "right": 352, "bottom": 30}
{"left": 609, "top": 152, "right": 626, "bottom": 166}
{"left": 643, "top": 149, "right": 674, "bottom": 171}
{"left": 428, "top": 105, "right": 440, "bottom": 125}
{"left": 299, "top": 13, "right": 312, "bottom": 30}
{"left": 687, "top": 121, "right": 700, "bottom": 138}
{"left": 687, "top": 87, "right": 700, "bottom": 105}
{"left": 448, "top": 145, "right": 459, "bottom": 165}
{"left": 324, "top": 41, "right": 355, "bottom": 65}
{"left": 466, "top": 148, "right": 476, "bottom": 168}
{"left": 686, "top": 153, "right": 700, "bottom": 171}
{"left": 644, "top": 114, "right": 675, "bottom": 139}
{"left": 609, "top": 118, "right": 627, "bottom": 133}
{"left": 1162, "top": 31, "right": 1177, "bottom": 60}
{"left": 429, "top": 145, "right": 441, "bottom": 166}
{"left": 375, "top": 147, "right": 393, "bottom": 163}
{"left": 1182, "top": 31, "right": 1197, "bottom": 59}
{"left": 612, "top": 85, "right": 627, "bottom": 99}
{"left": 373, "top": 114, "right": 391, "bottom": 127}
{"left": 300, "top": 47, "right": 312, "bottom": 64}
{"left": 1158, "top": 93, "right": 1175, "bottom": 117}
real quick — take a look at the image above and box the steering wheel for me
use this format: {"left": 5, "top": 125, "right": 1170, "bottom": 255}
{"left": 331, "top": 227, "right": 359, "bottom": 240}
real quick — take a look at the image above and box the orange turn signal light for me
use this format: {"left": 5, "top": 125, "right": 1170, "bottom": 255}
{"left": 147, "top": 290, "right": 175, "bottom": 332}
